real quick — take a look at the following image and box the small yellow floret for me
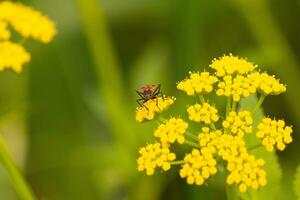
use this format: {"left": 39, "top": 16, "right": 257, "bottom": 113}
{"left": 256, "top": 117, "right": 292, "bottom": 152}
{"left": 154, "top": 117, "right": 188, "bottom": 144}
{"left": 222, "top": 111, "right": 253, "bottom": 137}
{"left": 187, "top": 103, "right": 219, "bottom": 124}
{"left": 210, "top": 54, "right": 256, "bottom": 77}
{"left": 0, "top": 20, "right": 10, "bottom": 40}
{"left": 180, "top": 148, "right": 217, "bottom": 185}
{"left": 137, "top": 142, "right": 176, "bottom": 175}
{"left": 0, "top": 41, "right": 31, "bottom": 72}
{"left": 135, "top": 97, "right": 175, "bottom": 123}
{"left": 0, "top": 1, "right": 57, "bottom": 43}
{"left": 177, "top": 71, "right": 218, "bottom": 95}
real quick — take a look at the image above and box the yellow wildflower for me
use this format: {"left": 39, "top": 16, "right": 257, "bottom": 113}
{"left": 256, "top": 118, "right": 293, "bottom": 151}
{"left": 226, "top": 153, "right": 267, "bottom": 192}
{"left": 154, "top": 117, "right": 188, "bottom": 144}
{"left": 198, "top": 127, "right": 222, "bottom": 148}
{"left": 248, "top": 72, "right": 286, "bottom": 95}
{"left": 210, "top": 54, "right": 256, "bottom": 77}
{"left": 222, "top": 111, "right": 253, "bottom": 137}
{"left": 177, "top": 71, "right": 218, "bottom": 95}
{"left": 0, "top": 1, "right": 56, "bottom": 43}
{"left": 137, "top": 142, "right": 176, "bottom": 175}
{"left": 0, "top": 20, "right": 10, "bottom": 40}
{"left": 180, "top": 148, "right": 217, "bottom": 185}
{"left": 135, "top": 97, "right": 175, "bottom": 123}
{"left": 0, "top": 41, "right": 31, "bottom": 72}
{"left": 216, "top": 75, "right": 257, "bottom": 102}
{"left": 187, "top": 103, "right": 219, "bottom": 124}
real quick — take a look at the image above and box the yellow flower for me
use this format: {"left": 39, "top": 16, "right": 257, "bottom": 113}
{"left": 210, "top": 54, "right": 256, "bottom": 77}
{"left": 256, "top": 118, "right": 293, "bottom": 151}
{"left": 177, "top": 71, "right": 218, "bottom": 95}
{"left": 187, "top": 103, "right": 219, "bottom": 124}
{"left": 0, "top": 20, "right": 10, "bottom": 40}
{"left": 0, "top": 41, "right": 31, "bottom": 72}
{"left": 0, "top": 1, "right": 57, "bottom": 43}
{"left": 248, "top": 72, "right": 286, "bottom": 95}
{"left": 216, "top": 75, "right": 257, "bottom": 102}
{"left": 222, "top": 111, "right": 253, "bottom": 137}
{"left": 135, "top": 97, "right": 175, "bottom": 123}
{"left": 180, "top": 148, "right": 217, "bottom": 185}
{"left": 154, "top": 117, "right": 188, "bottom": 144}
{"left": 198, "top": 127, "right": 222, "bottom": 148}
{"left": 137, "top": 142, "right": 176, "bottom": 175}
{"left": 226, "top": 153, "right": 267, "bottom": 192}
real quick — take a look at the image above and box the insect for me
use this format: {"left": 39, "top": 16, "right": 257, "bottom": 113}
{"left": 136, "top": 84, "right": 163, "bottom": 111}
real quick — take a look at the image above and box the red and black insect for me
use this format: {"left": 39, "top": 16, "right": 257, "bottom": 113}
{"left": 136, "top": 84, "right": 163, "bottom": 110}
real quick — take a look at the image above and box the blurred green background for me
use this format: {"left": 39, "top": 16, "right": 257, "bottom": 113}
{"left": 0, "top": 0, "right": 300, "bottom": 199}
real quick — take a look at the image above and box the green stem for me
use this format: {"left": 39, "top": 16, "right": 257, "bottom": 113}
{"left": 248, "top": 143, "right": 263, "bottom": 151}
{"left": 210, "top": 123, "right": 216, "bottom": 131}
{"left": 226, "top": 97, "right": 232, "bottom": 117}
{"left": 186, "top": 131, "right": 199, "bottom": 141}
{"left": 231, "top": 101, "right": 237, "bottom": 112}
{"left": 252, "top": 94, "right": 266, "bottom": 115}
{"left": 226, "top": 184, "right": 238, "bottom": 200}
{"left": 0, "top": 134, "right": 36, "bottom": 200}
{"left": 171, "top": 160, "right": 185, "bottom": 165}
{"left": 198, "top": 94, "right": 206, "bottom": 104}
{"left": 185, "top": 140, "right": 199, "bottom": 148}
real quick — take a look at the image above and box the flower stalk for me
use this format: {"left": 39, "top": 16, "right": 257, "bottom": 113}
{"left": 0, "top": 134, "right": 36, "bottom": 200}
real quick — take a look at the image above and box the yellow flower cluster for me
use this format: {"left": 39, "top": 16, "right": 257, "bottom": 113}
{"left": 177, "top": 72, "right": 218, "bottom": 95}
{"left": 256, "top": 118, "right": 293, "bottom": 151}
{"left": 137, "top": 143, "right": 176, "bottom": 175}
{"left": 216, "top": 75, "right": 257, "bottom": 102}
{"left": 187, "top": 103, "right": 219, "bottom": 124}
{"left": 135, "top": 97, "right": 175, "bottom": 123}
{"left": 0, "top": 41, "right": 31, "bottom": 72}
{"left": 0, "top": 20, "right": 10, "bottom": 40}
{"left": 226, "top": 154, "right": 267, "bottom": 192}
{"left": 180, "top": 148, "right": 217, "bottom": 185}
{"left": 222, "top": 111, "right": 253, "bottom": 137}
{"left": 248, "top": 72, "right": 286, "bottom": 95}
{"left": 0, "top": 1, "right": 57, "bottom": 43}
{"left": 136, "top": 54, "right": 293, "bottom": 194}
{"left": 209, "top": 54, "right": 256, "bottom": 77}
{"left": 154, "top": 117, "right": 188, "bottom": 144}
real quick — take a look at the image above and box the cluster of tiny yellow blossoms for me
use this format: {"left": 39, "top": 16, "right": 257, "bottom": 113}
{"left": 154, "top": 118, "right": 188, "bottom": 144}
{"left": 187, "top": 103, "right": 219, "bottom": 124}
{"left": 0, "top": 1, "right": 56, "bottom": 73}
{"left": 222, "top": 111, "right": 253, "bottom": 137}
{"left": 136, "top": 54, "right": 293, "bottom": 194}
{"left": 0, "top": 41, "right": 31, "bottom": 72}
{"left": 135, "top": 97, "right": 175, "bottom": 123}
{"left": 137, "top": 143, "right": 176, "bottom": 175}
{"left": 177, "top": 71, "right": 218, "bottom": 95}
{"left": 256, "top": 118, "right": 293, "bottom": 151}
{"left": 180, "top": 148, "right": 217, "bottom": 185}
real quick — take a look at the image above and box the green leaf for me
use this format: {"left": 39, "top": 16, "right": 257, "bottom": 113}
{"left": 239, "top": 95, "right": 282, "bottom": 200}
{"left": 294, "top": 165, "right": 300, "bottom": 200}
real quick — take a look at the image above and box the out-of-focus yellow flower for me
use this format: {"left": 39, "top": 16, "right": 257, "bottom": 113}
{"left": 0, "top": 20, "right": 10, "bottom": 40}
{"left": 256, "top": 118, "right": 293, "bottom": 151}
{"left": 216, "top": 75, "right": 257, "bottom": 102}
{"left": 210, "top": 54, "right": 256, "bottom": 77}
{"left": 222, "top": 111, "right": 253, "bottom": 137}
{"left": 226, "top": 153, "right": 267, "bottom": 192}
{"left": 187, "top": 103, "right": 219, "bottom": 124}
{"left": 248, "top": 72, "right": 286, "bottom": 95}
{"left": 0, "top": 1, "right": 57, "bottom": 43}
{"left": 154, "top": 117, "right": 188, "bottom": 144}
{"left": 0, "top": 41, "right": 31, "bottom": 72}
{"left": 135, "top": 97, "right": 175, "bottom": 123}
{"left": 177, "top": 72, "right": 218, "bottom": 95}
{"left": 137, "top": 142, "right": 176, "bottom": 175}
{"left": 180, "top": 148, "right": 217, "bottom": 185}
